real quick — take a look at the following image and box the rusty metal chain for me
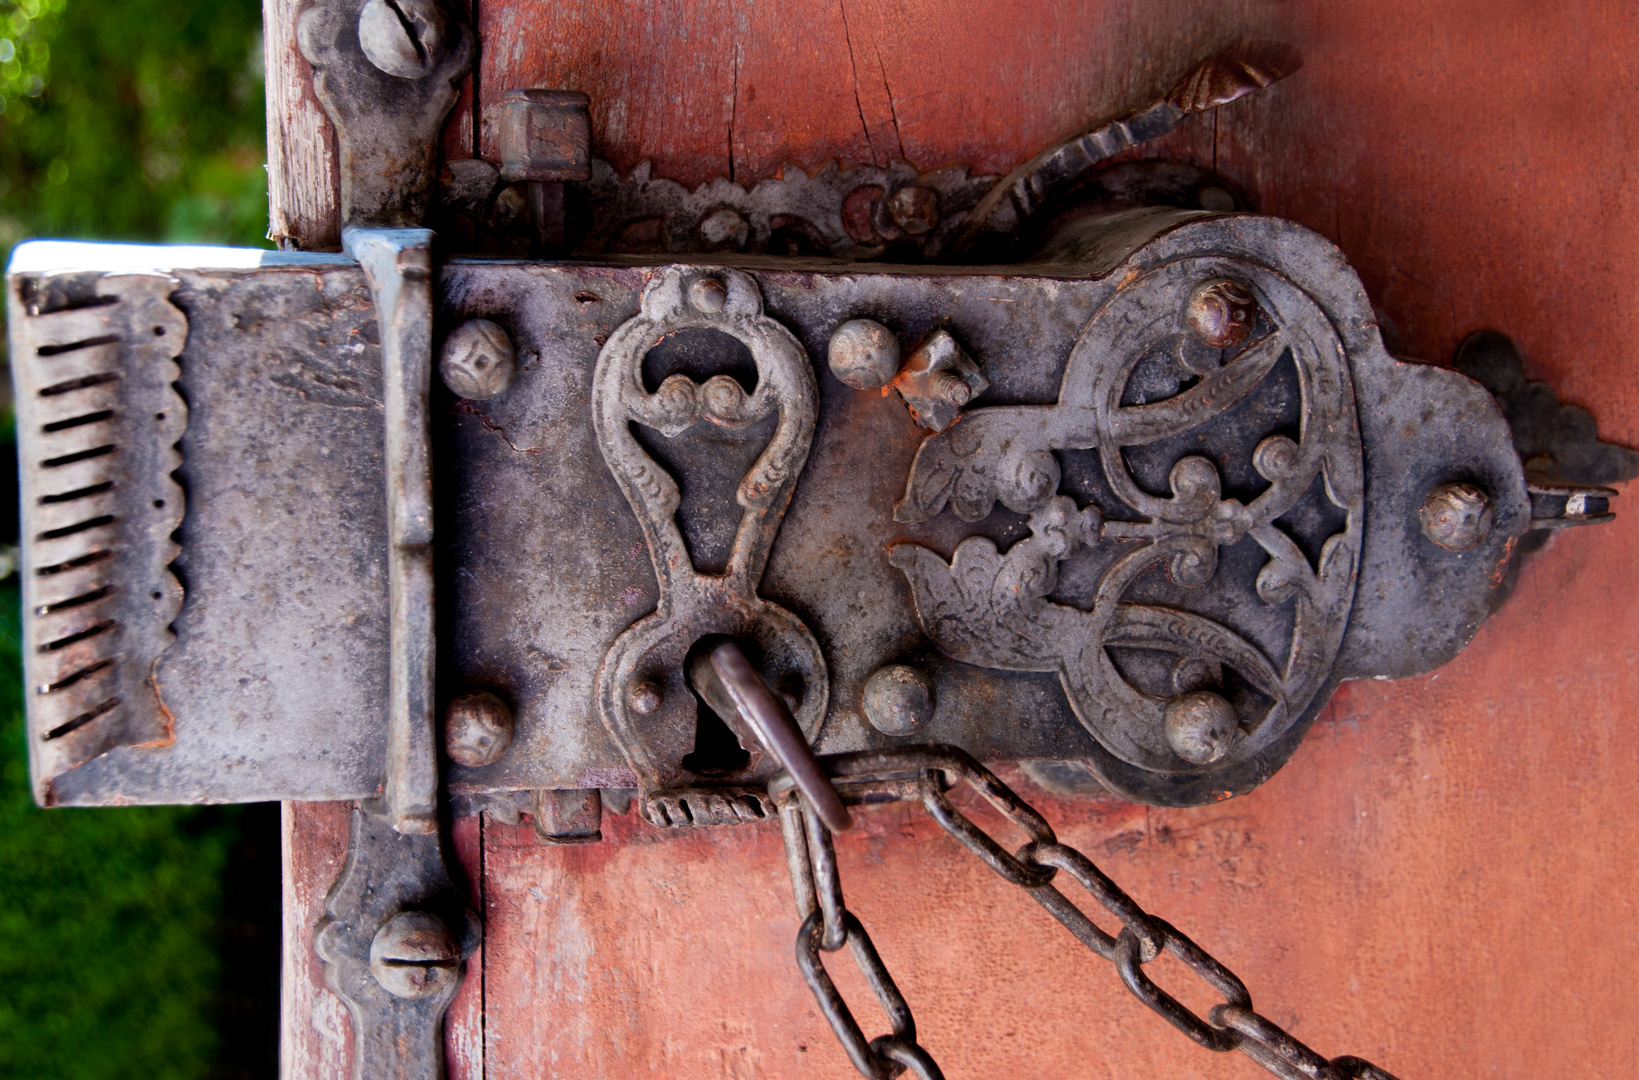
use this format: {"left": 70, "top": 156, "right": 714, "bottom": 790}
{"left": 770, "top": 746, "right": 1404, "bottom": 1080}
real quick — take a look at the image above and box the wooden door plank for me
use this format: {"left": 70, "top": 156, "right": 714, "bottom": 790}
{"left": 474, "top": 0, "right": 1281, "bottom": 186}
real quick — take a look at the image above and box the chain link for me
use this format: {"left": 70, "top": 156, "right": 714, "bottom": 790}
{"left": 770, "top": 745, "right": 1404, "bottom": 1080}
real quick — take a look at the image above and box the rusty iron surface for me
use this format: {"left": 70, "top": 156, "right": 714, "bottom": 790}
{"left": 268, "top": 0, "right": 1639, "bottom": 1077}
{"left": 10, "top": 206, "right": 1533, "bottom": 811}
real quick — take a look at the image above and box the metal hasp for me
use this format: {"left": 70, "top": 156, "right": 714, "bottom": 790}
{"left": 8, "top": 214, "right": 1625, "bottom": 812}
{"left": 4, "top": 26, "right": 1631, "bottom": 1080}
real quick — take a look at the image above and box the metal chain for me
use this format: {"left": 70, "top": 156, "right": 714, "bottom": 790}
{"left": 770, "top": 745, "right": 1404, "bottom": 1080}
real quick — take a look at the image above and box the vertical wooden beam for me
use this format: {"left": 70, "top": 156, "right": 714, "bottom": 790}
{"left": 265, "top": 0, "right": 341, "bottom": 250}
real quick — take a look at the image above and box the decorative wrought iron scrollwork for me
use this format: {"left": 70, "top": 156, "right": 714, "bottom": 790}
{"left": 592, "top": 267, "right": 829, "bottom": 816}
{"left": 892, "top": 256, "right": 1364, "bottom": 795}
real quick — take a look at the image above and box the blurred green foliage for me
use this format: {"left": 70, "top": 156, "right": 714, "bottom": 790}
{"left": 0, "top": 0, "right": 269, "bottom": 259}
{"left": 0, "top": 583, "right": 241, "bottom": 1079}
{"left": 1, "top": 1, "right": 271, "bottom": 1076}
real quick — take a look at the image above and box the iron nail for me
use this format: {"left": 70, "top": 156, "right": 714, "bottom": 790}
{"left": 1164, "top": 690, "right": 1238, "bottom": 764}
{"left": 827, "top": 318, "right": 901, "bottom": 390}
{"left": 862, "top": 664, "right": 936, "bottom": 737}
{"left": 1186, "top": 279, "right": 1257, "bottom": 349}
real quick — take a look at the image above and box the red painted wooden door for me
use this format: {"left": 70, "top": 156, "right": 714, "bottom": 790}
{"left": 274, "top": 3, "right": 1639, "bottom": 1076}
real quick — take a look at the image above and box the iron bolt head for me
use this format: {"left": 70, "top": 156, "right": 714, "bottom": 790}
{"left": 862, "top": 664, "right": 936, "bottom": 737}
{"left": 1186, "top": 279, "right": 1257, "bottom": 349}
{"left": 444, "top": 691, "right": 514, "bottom": 767}
{"left": 690, "top": 276, "right": 728, "bottom": 313}
{"left": 440, "top": 319, "right": 516, "bottom": 400}
{"left": 887, "top": 186, "right": 940, "bottom": 236}
{"left": 629, "top": 680, "right": 663, "bottom": 715}
{"left": 369, "top": 911, "right": 460, "bottom": 999}
{"left": 357, "top": 0, "right": 447, "bottom": 79}
{"left": 1421, "top": 482, "right": 1493, "bottom": 551}
{"left": 827, "top": 318, "right": 901, "bottom": 390}
{"left": 1164, "top": 690, "right": 1238, "bottom": 764}
{"left": 498, "top": 89, "right": 592, "bottom": 183}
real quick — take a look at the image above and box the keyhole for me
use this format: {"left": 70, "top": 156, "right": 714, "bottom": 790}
{"left": 679, "top": 697, "right": 750, "bottom": 778}
{"left": 679, "top": 634, "right": 751, "bottom": 777}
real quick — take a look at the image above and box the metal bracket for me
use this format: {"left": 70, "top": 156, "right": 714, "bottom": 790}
{"left": 298, "top": 0, "right": 474, "bottom": 230}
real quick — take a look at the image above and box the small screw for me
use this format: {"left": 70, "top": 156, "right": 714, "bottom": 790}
{"left": 369, "top": 911, "right": 460, "bottom": 999}
{"left": 689, "top": 277, "right": 728, "bottom": 313}
{"left": 887, "top": 186, "right": 940, "bottom": 236}
{"left": 1421, "top": 482, "right": 1493, "bottom": 551}
{"left": 357, "top": 0, "right": 446, "bottom": 79}
{"left": 1186, "top": 279, "right": 1257, "bottom": 349}
{"left": 1164, "top": 691, "right": 1238, "bottom": 764}
{"left": 444, "top": 691, "right": 514, "bottom": 767}
{"left": 629, "top": 680, "right": 663, "bottom": 715}
{"left": 441, "top": 319, "right": 516, "bottom": 400}
{"left": 862, "top": 664, "right": 936, "bottom": 737}
{"left": 827, "top": 319, "right": 901, "bottom": 390}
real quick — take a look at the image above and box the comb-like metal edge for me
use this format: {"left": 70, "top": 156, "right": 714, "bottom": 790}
{"left": 8, "top": 271, "right": 187, "bottom": 803}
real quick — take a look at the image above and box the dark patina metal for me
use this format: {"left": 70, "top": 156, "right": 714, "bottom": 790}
{"left": 297, "top": 0, "right": 473, "bottom": 230}
{"left": 10, "top": 210, "right": 1561, "bottom": 812}
{"left": 7, "top": 25, "right": 1632, "bottom": 1080}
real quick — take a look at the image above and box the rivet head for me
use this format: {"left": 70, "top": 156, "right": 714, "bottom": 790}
{"left": 370, "top": 911, "right": 460, "bottom": 999}
{"left": 1421, "top": 482, "right": 1493, "bottom": 551}
{"left": 1164, "top": 691, "right": 1238, "bottom": 764}
{"left": 357, "top": 0, "right": 446, "bottom": 79}
{"left": 440, "top": 319, "right": 516, "bottom": 400}
{"left": 1186, "top": 279, "right": 1257, "bottom": 349}
{"left": 827, "top": 319, "right": 901, "bottom": 390}
{"left": 887, "top": 186, "right": 940, "bottom": 236}
{"left": 629, "top": 680, "right": 663, "bottom": 716}
{"left": 444, "top": 691, "right": 514, "bottom": 767}
{"left": 689, "top": 276, "right": 728, "bottom": 313}
{"left": 698, "top": 207, "right": 750, "bottom": 251}
{"left": 862, "top": 664, "right": 936, "bottom": 737}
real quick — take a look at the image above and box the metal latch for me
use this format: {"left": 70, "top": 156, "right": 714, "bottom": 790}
{"left": 6, "top": 2, "right": 1629, "bottom": 1077}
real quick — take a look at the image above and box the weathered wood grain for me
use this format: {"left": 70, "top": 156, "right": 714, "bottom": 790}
{"left": 264, "top": 0, "right": 340, "bottom": 250}
{"left": 475, "top": 0, "right": 1281, "bottom": 187}
{"left": 279, "top": 801, "right": 352, "bottom": 1080}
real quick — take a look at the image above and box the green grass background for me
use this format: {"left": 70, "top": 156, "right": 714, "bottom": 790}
{"left": 1, "top": 1, "right": 275, "bottom": 1076}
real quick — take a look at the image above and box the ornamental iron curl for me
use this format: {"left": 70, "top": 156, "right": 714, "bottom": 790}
{"left": 891, "top": 256, "right": 1363, "bottom": 797}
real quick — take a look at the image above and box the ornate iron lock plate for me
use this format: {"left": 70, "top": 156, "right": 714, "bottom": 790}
{"left": 7, "top": 9, "right": 1630, "bottom": 1078}
{"left": 7, "top": 213, "right": 1550, "bottom": 812}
